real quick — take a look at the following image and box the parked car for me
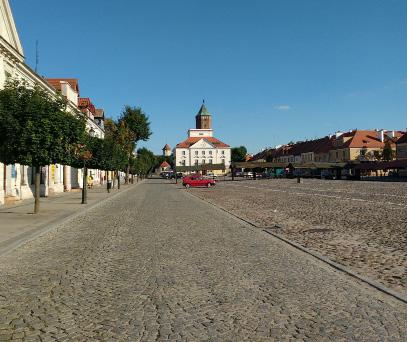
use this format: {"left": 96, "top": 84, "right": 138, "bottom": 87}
{"left": 182, "top": 174, "right": 216, "bottom": 188}
{"left": 169, "top": 172, "right": 183, "bottom": 179}
{"left": 160, "top": 171, "right": 173, "bottom": 179}
{"left": 243, "top": 171, "right": 253, "bottom": 178}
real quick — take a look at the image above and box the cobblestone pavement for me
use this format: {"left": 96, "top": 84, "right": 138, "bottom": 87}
{"left": 191, "top": 178, "right": 407, "bottom": 296}
{"left": 0, "top": 179, "right": 406, "bottom": 341}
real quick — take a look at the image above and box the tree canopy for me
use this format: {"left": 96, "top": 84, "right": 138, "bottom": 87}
{"left": 382, "top": 141, "right": 395, "bottom": 161}
{"left": 0, "top": 79, "right": 86, "bottom": 167}
{"left": 131, "top": 148, "right": 156, "bottom": 177}
{"left": 231, "top": 146, "right": 248, "bottom": 162}
{"left": 118, "top": 106, "right": 151, "bottom": 143}
{"left": 116, "top": 106, "right": 152, "bottom": 182}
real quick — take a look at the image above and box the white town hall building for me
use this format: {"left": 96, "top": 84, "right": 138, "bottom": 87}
{"left": 175, "top": 104, "right": 231, "bottom": 174}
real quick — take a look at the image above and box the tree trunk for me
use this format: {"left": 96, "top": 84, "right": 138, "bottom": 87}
{"left": 81, "top": 165, "right": 88, "bottom": 204}
{"left": 112, "top": 171, "right": 116, "bottom": 189}
{"left": 106, "top": 170, "right": 110, "bottom": 193}
{"left": 34, "top": 166, "right": 41, "bottom": 214}
{"left": 125, "top": 162, "right": 130, "bottom": 184}
{"left": 117, "top": 171, "right": 121, "bottom": 189}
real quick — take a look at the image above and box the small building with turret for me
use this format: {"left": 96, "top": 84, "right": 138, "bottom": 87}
{"left": 162, "top": 144, "right": 172, "bottom": 157}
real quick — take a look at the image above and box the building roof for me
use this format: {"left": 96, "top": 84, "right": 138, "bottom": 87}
{"left": 94, "top": 109, "right": 105, "bottom": 119}
{"left": 397, "top": 132, "right": 407, "bottom": 145}
{"left": 176, "top": 137, "right": 229, "bottom": 148}
{"left": 163, "top": 144, "right": 171, "bottom": 150}
{"left": 341, "top": 130, "right": 404, "bottom": 148}
{"left": 78, "top": 98, "right": 96, "bottom": 114}
{"left": 196, "top": 104, "right": 211, "bottom": 117}
{"left": 160, "top": 161, "right": 171, "bottom": 168}
{"left": 46, "top": 78, "right": 80, "bottom": 94}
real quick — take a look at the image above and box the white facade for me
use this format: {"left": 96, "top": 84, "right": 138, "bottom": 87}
{"left": 174, "top": 105, "right": 231, "bottom": 174}
{"left": 175, "top": 144, "right": 231, "bottom": 169}
{"left": 0, "top": 0, "right": 105, "bottom": 205}
{"left": 188, "top": 129, "right": 213, "bottom": 138}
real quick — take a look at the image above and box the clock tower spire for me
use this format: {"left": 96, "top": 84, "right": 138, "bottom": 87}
{"left": 195, "top": 101, "right": 212, "bottom": 129}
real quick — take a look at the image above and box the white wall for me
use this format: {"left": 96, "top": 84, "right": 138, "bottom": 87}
{"left": 188, "top": 129, "right": 213, "bottom": 138}
{"left": 175, "top": 146, "right": 231, "bottom": 169}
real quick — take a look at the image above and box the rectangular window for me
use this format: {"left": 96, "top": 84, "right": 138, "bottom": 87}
{"left": 182, "top": 151, "right": 186, "bottom": 155}
{"left": 202, "top": 151, "right": 205, "bottom": 155}
{"left": 202, "top": 160, "right": 206, "bottom": 164}
{"left": 209, "top": 159, "right": 213, "bottom": 164}
{"left": 221, "top": 150, "right": 225, "bottom": 155}
{"left": 181, "top": 160, "right": 186, "bottom": 166}
{"left": 195, "top": 160, "right": 199, "bottom": 165}
{"left": 195, "top": 151, "right": 198, "bottom": 156}
{"left": 209, "top": 150, "right": 212, "bottom": 155}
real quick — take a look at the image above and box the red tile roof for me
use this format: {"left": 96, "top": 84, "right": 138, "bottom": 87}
{"left": 289, "top": 137, "right": 332, "bottom": 155}
{"left": 46, "top": 78, "right": 79, "bottom": 94}
{"left": 94, "top": 109, "right": 105, "bottom": 119}
{"left": 342, "top": 130, "right": 404, "bottom": 148}
{"left": 78, "top": 98, "right": 96, "bottom": 115}
{"left": 160, "top": 161, "right": 170, "bottom": 168}
{"left": 176, "top": 137, "right": 230, "bottom": 148}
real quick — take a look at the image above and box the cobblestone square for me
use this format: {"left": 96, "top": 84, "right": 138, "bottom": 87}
{"left": 0, "top": 179, "right": 406, "bottom": 341}
{"left": 191, "top": 178, "right": 407, "bottom": 297}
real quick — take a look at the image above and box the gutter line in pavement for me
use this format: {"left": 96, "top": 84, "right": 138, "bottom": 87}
{"left": 183, "top": 189, "right": 407, "bottom": 305}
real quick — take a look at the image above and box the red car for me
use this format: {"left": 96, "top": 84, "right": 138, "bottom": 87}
{"left": 182, "top": 174, "right": 216, "bottom": 188}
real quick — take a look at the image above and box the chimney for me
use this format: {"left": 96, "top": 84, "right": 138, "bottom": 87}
{"left": 378, "top": 129, "right": 385, "bottom": 142}
{"left": 386, "top": 130, "right": 395, "bottom": 139}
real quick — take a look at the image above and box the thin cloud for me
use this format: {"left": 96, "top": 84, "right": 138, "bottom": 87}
{"left": 400, "top": 79, "right": 407, "bottom": 85}
{"left": 274, "top": 105, "right": 291, "bottom": 111}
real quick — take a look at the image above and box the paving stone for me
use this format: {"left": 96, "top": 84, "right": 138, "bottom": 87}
{"left": 0, "top": 179, "right": 405, "bottom": 341}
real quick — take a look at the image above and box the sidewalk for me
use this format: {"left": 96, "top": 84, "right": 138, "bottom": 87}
{"left": 0, "top": 183, "right": 137, "bottom": 256}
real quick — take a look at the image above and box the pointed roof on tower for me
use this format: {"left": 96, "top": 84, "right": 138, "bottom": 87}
{"left": 196, "top": 104, "right": 211, "bottom": 116}
{"left": 163, "top": 144, "right": 171, "bottom": 151}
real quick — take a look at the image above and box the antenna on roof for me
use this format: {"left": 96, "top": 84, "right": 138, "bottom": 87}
{"left": 35, "top": 40, "right": 39, "bottom": 73}
{"left": 202, "top": 99, "right": 205, "bottom": 104}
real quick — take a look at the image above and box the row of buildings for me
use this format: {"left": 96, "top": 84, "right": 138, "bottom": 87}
{"left": 252, "top": 129, "right": 407, "bottom": 171}
{"left": 0, "top": 0, "right": 107, "bottom": 205}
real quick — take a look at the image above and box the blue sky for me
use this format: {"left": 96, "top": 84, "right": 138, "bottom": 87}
{"left": 10, "top": 0, "right": 407, "bottom": 154}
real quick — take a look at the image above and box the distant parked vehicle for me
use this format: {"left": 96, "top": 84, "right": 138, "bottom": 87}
{"left": 243, "top": 171, "right": 253, "bottom": 178}
{"left": 169, "top": 172, "right": 183, "bottom": 179}
{"left": 293, "top": 169, "right": 313, "bottom": 178}
{"left": 321, "top": 169, "right": 334, "bottom": 180}
{"left": 160, "top": 171, "right": 173, "bottom": 179}
{"left": 182, "top": 174, "right": 216, "bottom": 188}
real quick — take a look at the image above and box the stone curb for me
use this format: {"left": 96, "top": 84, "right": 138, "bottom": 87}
{"left": 0, "top": 181, "right": 144, "bottom": 258}
{"left": 183, "top": 188, "right": 407, "bottom": 305}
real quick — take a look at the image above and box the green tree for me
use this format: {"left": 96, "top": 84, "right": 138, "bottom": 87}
{"left": 231, "top": 146, "right": 248, "bottom": 162}
{"left": 118, "top": 106, "right": 152, "bottom": 183}
{"left": 103, "top": 118, "right": 131, "bottom": 188}
{"left": 382, "top": 141, "right": 395, "bottom": 161}
{"left": 134, "top": 148, "right": 156, "bottom": 178}
{"left": 0, "top": 79, "right": 86, "bottom": 213}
